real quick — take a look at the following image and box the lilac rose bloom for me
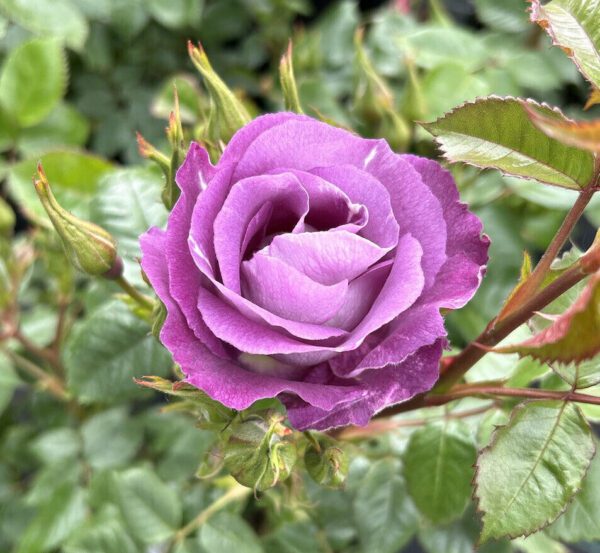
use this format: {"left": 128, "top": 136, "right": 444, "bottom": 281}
{"left": 140, "top": 113, "right": 488, "bottom": 430}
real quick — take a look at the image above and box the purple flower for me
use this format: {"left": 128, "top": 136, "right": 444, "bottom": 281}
{"left": 140, "top": 113, "right": 488, "bottom": 430}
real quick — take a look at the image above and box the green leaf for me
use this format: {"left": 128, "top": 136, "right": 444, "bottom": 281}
{"left": 89, "top": 168, "right": 167, "bottom": 284}
{"left": 418, "top": 505, "right": 511, "bottom": 553}
{"left": 404, "top": 421, "right": 477, "bottom": 524}
{"left": 146, "top": 0, "right": 202, "bottom": 29}
{"left": 547, "top": 439, "right": 600, "bottom": 542}
{"left": 497, "top": 272, "right": 600, "bottom": 366}
{"left": 403, "top": 26, "right": 488, "bottom": 72}
{"left": 17, "top": 483, "right": 87, "bottom": 553}
{"left": 423, "top": 97, "right": 596, "bottom": 189}
{"left": 112, "top": 467, "right": 182, "bottom": 544}
{"left": 0, "top": 38, "right": 67, "bottom": 127}
{"left": 19, "top": 103, "right": 90, "bottom": 156}
{"left": 65, "top": 300, "right": 172, "bottom": 404}
{"left": 29, "top": 427, "right": 80, "bottom": 464}
{"left": 63, "top": 507, "right": 139, "bottom": 553}
{"left": 263, "top": 521, "right": 322, "bottom": 553}
{"left": 0, "top": 351, "right": 19, "bottom": 415}
{"left": 531, "top": 0, "right": 600, "bottom": 89}
{"left": 8, "top": 150, "right": 113, "bottom": 223}
{"left": 474, "top": 0, "right": 530, "bottom": 33}
{"left": 475, "top": 401, "right": 595, "bottom": 541}
{"left": 199, "top": 511, "right": 264, "bottom": 553}
{"left": 0, "top": 0, "right": 88, "bottom": 50}
{"left": 82, "top": 407, "right": 142, "bottom": 470}
{"left": 25, "top": 461, "right": 82, "bottom": 506}
{"left": 353, "top": 458, "right": 418, "bottom": 553}
{"left": 420, "top": 62, "right": 490, "bottom": 120}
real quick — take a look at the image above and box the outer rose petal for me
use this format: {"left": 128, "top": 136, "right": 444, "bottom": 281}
{"left": 286, "top": 340, "right": 444, "bottom": 430}
{"left": 166, "top": 144, "right": 227, "bottom": 357}
{"left": 140, "top": 227, "right": 367, "bottom": 412}
{"left": 402, "top": 154, "right": 489, "bottom": 308}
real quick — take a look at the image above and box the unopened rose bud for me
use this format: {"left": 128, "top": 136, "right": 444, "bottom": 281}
{"left": 353, "top": 29, "right": 410, "bottom": 150}
{"left": 136, "top": 132, "right": 170, "bottom": 173}
{"left": 304, "top": 434, "right": 348, "bottom": 488}
{"left": 279, "top": 41, "right": 303, "bottom": 114}
{"left": 188, "top": 41, "right": 251, "bottom": 145}
{"left": 33, "top": 164, "right": 122, "bottom": 279}
{"left": 223, "top": 415, "right": 297, "bottom": 492}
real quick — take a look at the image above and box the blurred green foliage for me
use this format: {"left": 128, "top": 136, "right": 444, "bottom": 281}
{"left": 0, "top": 1, "right": 599, "bottom": 552}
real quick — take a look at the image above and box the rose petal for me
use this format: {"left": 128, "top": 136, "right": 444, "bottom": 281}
{"left": 242, "top": 252, "right": 349, "bottom": 324}
{"left": 286, "top": 340, "right": 443, "bottom": 430}
{"left": 365, "top": 148, "right": 447, "bottom": 290}
{"left": 275, "top": 169, "right": 368, "bottom": 234}
{"left": 402, "top": 155, "right": 489, "bottom": 308}
{"left": 268, "top": 230, "right": 388, "bottom": 285}
{"left": 310, "top": 165, "right": 398, "bottom": 249}
{"left": 326, "top": 260, "right": 393, "bottom": 330}
{"left": 164, "top": 145, "right": 227, "bottom": 357}
{"left": 213, "top": 172, "right": 309, "bottom": 293}
{"left": 142, "top": 229, "right": 366, "bottom": 411}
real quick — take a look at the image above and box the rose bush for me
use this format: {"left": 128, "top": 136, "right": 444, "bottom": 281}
{"left": 140, "top": 113, "right": 489, "bottom": 429}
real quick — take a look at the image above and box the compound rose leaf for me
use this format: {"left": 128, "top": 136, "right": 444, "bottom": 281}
{"left": 476, "top": 401, "right": 595, "bottom": 542}
{"left": 422, "top": 96, "right": 595, "bottom": 190}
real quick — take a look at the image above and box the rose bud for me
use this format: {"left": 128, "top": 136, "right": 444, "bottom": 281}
{"left": 279, "top": 41, "right": 303, "bottom": 114}
{"left": 223, "top": 415, "right": 297, "bottom": 492}
{"left": 34, "top": 164, "right": 122, "bottom": 279}
{"left": 188, "top": 41, "right": 250, "bottom": 145}
{"left": 304, "top": 435, "right": 348, "bottom": 488}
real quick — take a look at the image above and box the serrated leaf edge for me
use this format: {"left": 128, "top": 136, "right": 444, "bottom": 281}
{"left": 473, "top": 400, "right": 596, "bottom": 543}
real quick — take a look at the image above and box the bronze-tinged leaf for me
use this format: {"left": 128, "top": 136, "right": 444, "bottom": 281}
{"left": 496, "top": 272, "right": 600, "bottom": 364}
{"left": 525, "top": 104, "right": 600, "bottom": 153}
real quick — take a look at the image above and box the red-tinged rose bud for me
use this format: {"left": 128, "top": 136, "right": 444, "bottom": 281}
{"left": 279, "top": 41, "right": 303, "bottom": 114}
{"left": 136, "top": 132, "right": 170, "bottom": 172}
{"left": 33, "top": 164, "right": 122, "bottom": 279}
{"left": 188, "top": 41, "right": 251, "bottom": 146}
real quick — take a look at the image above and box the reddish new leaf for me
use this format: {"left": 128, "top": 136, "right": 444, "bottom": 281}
{"left": 496, "top": 272, "right": 600, "bottom": 363}
{"left": 526, "top": 104, "right": 600, "bottom": 153}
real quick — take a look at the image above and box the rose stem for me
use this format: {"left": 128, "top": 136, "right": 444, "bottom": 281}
{"left": 337, "top": 403, "right": 495, "bottom": 440}
{"left": 437, "top": 262, "right": 588, "bottom": 391}
{"left": 114, "top": 275, "right": 155, "bottom": 310}
{"left": 426, "top": 384, "right": 600, "bottom": 407}
{"left": 13, "top": 327, "right": 63, "bottom": 373}
{"left": 4, "top": 348, "right": 68, "bottom": 401}
{"left": 375, "top": 260, "right": 591, "bottom": 419}
{"left": 171, "top": 483, "right": 251, "bottom": 546}
{"left": 500, "top": 185, "right": 596, "bottom": 318}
